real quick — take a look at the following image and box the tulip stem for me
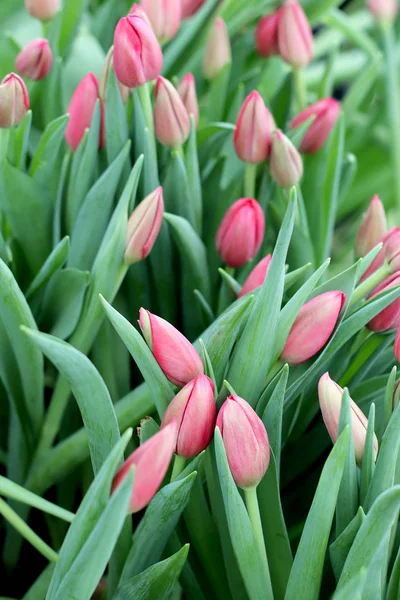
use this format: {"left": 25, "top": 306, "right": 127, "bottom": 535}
{"left": 294, "top": 68, "right": 307, "bottom": 111}
{"left": 171, "top": 455, "right": 186, "bottom": 481}
{"left": 350, "top": 262, "right": 392, "bottom": 308}
{"left": 244, "top": 164, "right": 257, "bottom": 198}
{"left": 138, "top": 82, "right": 157, "bottom": 159}
{"left": 244, "top": 487, "right": 273, "bottom": 598}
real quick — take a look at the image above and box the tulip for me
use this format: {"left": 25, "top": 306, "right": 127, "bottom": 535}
{"left": 255, "top": 12, "right": 280, "bottom": 57}
{"left": 25, "top": 0, "right": 60, "bottom": 20}
{"left": 182, "top": 0, "right": 207, "bottom": 18}
{"left": 318, "top": 373, "right": 378, "bottom": 466}
{"left": 361, "top": 226, "right": 400, "bottom": 281}
{"left": 367, "top": 272, "right": 400, "bottom": 332}
{"left": 141, "top": 0, "right": 181, "bottom": 42}
{"left": 177, "top": 73, "right": 199, "bottom": 127}
{"left": 0, "top": 73, "right": 30, "bottom": 128}
{"left": 270, "top": 129, "right": 303, "bottom": 188}
{"left": 99, "top": 46, "right": 130, "bottom": 104}
{"left": 234, "top": 91, "right": 275, "bottom": 164}
{"left": 216, "top": 198, "right": 265, "bottom": 268}
{"left": 238, "top": 254, "right": 272, "bottom": 298}
{"left": 278, "top": 0, "right": 313, "bottom": 68}
{"left": 112, "top": 421, "right": 177, "bottom": 513}
{"left": 368, "top": 0, "right": 398, "bottom": 22}
{"left": 281, "top": 291, "right": 345, "bottom": 365}
{"left": 216, "top": 394, "right": 270, "bottom": 489}
{"left": 202, "top": 18, "right": 231, "bottom": 81}
{"left": 16, "top": 39, "right": 52, "bottom": 81}
{"left": 154, "top": 76, "right": 191, "bottom": 147}
{"left": 64, "top": 73, "right": 104, "bottom": 151}
{"left": 113, "top": 11, "right": 163, "bottom": 88}
{"left": 291, "top": 98, "right": 340, "bottom": 154}
{"left": 161, "top": 374, "right": 216, "bottom": 458}
{"left": 125, "top": 187, "right": 164, "bottom": 264}
{"left": 395, "top": 328, "right": 400, "bottom": 364}
{"left": 139, "top": 308, "right": 204, "bottom": 386}
{"left": 355, "top": 195, "right": 387, "bottom": 258}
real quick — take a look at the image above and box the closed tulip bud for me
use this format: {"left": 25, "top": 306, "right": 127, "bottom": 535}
{"left": 395, "top": 328, "right": 400, "bottom": 364}
{"left": 139, "top": 309, "right": 204, "bottom": 386}
{"left": 291, "top": 98, "right": 340, "bottom": 154}
{"left": 113, "top": 11, "right": 163, "bottom": 88}
{"left": 0, "top": 73, "right": 29, "bottom": 128}
{"left": 238, "top": 254, "right": 272, "bottom": 298}
{"left": 154, "top": 76, "right": 191, "bottom": 147}
{"left": 182, "top": 0, "right": 206, "bottom": 18}
{"left": 368, "top": 0, "right": 398, "bottom": 23}
{"left": 355, "top": 195, "right": 387, "bottom": 258}
{"left": 281, "top": 291, "right": 345, "bottom": 365}
{"left": 141, "top": 0, "right": 181, "bottom": 42}
{"left": 234, "top": 91, "right": 275, "bottom": 164}
{"left": 99, "top": 46, "right": 130, "bottom": 104}
{"left": 278, "top": 0, "right": 313, "bottom": 68}
{"left": 318, "top": 373, "right": 378, "bottom": 466}
{"left": 65, "top": 73, "right": 104, "bottom": 151}
{"left": 202, "top": 18, "right": 231, "bottom": 81}
{"left": 178, "top": 73, "right": 199, "bottom": 127}
{"left": 217, "top": 394, "right": 270, "bottom": 489}
{"left": 367, "top": 272, "right": 400, "bottom": 332}
{"left": 112, "top": 421, "right": 177, "bottom": 513}
{"left": 361, "top": 226, "right": 400, "bottom": 281}
{"left": 25, "top": 0, "right": 60, "bottom": 20}
{"left": 270, "top": 129, "right": 303, "bottom": 188}
{"left": 125, "top": 187, "right": 164, "bottom": 264}
{"left": 16, "top": 39, "right": 52, "bottom": 81}
{"left": 216, "top": 198, "right": 265, "bottom": 268}
{"left": 255, "top": 12, "right": 280, "bottom": 57}
{"left": 161, "top": 374, "right": 216, "bottom": 458}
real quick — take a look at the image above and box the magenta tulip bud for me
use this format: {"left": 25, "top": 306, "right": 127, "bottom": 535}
{"left": 141, "top": 0, "right": 181, "bottom": 42}
{"left": 177, "top": 73, "right": 199, "bottom": 127}
{"left": 0, "top": 73, "right": 29, "bottom": 129}
{"left": 291, "top": 98, "right": 340, "bottom": 154}
{"left": 25, "top": 0, "right": 60, "bottom": 20}
{"left": 355, "top": 195, "right": 387, "bottom": 258}
{"left": 125, "top": 187, "right": 164, "bottom": 265}
{"left": 65, "top": 73, "right": 104, "bottom": 152}
{"left": 182, "top": 0, "right": 206, "bottom": 18}
{"left": 270, "top": 129, "right": 303, "bottom": 188}
{"left": 139, "top": 309, "right": 204, "bottom": 386}
{"left": 367, "top": 272, "right": 400, "bottom": 332}
{"left": 161, "top": 374, "right": 216, "bottom": 458}
{"left": 318, "top": 373, "right": 378, "bottom": 466}
{"left": 16, "top": 39, "right": 52, "bottom": 81}
{"left": 202, "top": 18, "right": 231, "bottom": 81}
{"left": 368, "top": 0, "right": 398, "bottom": 23}
{"left": 278, "top": 0, "right": 313, "bottom": 68}
{"left": 113, "top": 10, "right": 163, "bottom": 88}
{"left": 255, "top": 12, "right": 280, "bottom": 57}
{"left": 99, "top": 46, "right": 130, "bottom": 104}
{"left": 154, "top": 76, "right": 191, "bottom": 148}
{"left": 238, "top": 254, "right": 272, "bottom": 298}
{"left": 281, "top": 291, "right": 346, "bottom": 365}
{"left": 361, "top": 226, "right": 400, "bottom": 281}
{"left": 216, "top": 198, "right": 265, "bottom": 268}
{"left": 217, "top": 394, "right": 270, "bottom": 489}
{"left": 234, "top": 91, "right": 275, "bottom": 164}
{"left": 112, "top": 421, "right": 177, "bottom": 513}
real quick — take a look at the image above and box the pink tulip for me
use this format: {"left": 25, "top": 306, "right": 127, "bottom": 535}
{"left": 278, "top": 0, "right": 313, "bottom": 68}
{"left": 281, "top": 291, "right": 346, "bottom": 365}
{"left": 99, "top": 46, "right": 130, "bottom": 104}
{"left": 177, "top": 73, "right": 199, "bottom": 127}
{"left": 141, "top": 0, "right": 181, "bottom": 42}
{"left": 112, "top": 421, "right": 177, "bottom": 513}
{"left": 139, "top": 309, "right": 204, "bottom": 386}
{"left": 64, "top": 73, "right": 104, "bottom": 151}
{"left": 318, "top": 373, "right": 378, "bottom": 466}
{"left": 238, "top": 254, "right": 272, "bottom": 298}
{"left": 16, "top": 39, "right": 52, "bottom": 81}
{"left": 368, "top": 0, "right": 398, "bottom": 22}
{"left": 181, "top": 0, "right": 207, "bottom": 18}
{"left": 355, "top": 195, "right": 387, "bottom": 258}
{"left": 161, "top": 374, "right": 216, "bottom": 458}
{"left": 217, "top": 394, "right": 270, "bottom": 489}
{"left": 25, "top": 0, "right": 59, "bottom": 20}
{"left": 291, "top": 98, "right": 340, "bottom": 154}
{"left": 216, "top": 198, "right": 265, "bottom": 268}
{"left": 361, "top": 227, "right": 400, "bottom": 281}
{"left": 255, "top": 12, "right": 280, "bottom": 57}
{"left": 367, "top": 272, "right": 400, "bottom": 332}
{"left": 202, "top": 17, "right": 231, "bottom": 81}
{"left": 125, "top": 187, "right": 164, "bottom": 264}
{"left": 233, "top": 91, "right": 275, "bottom": 164}
{"left": 154, "top": 76, "right": 191, "bottom": 147}
{"left": 395, "top": 327, "right": 400, "bottom": 363}
{"left": 270, "top": 129, "right": 303, "bottom": 188}
{"left": 0, "top": 73, "right": 29, "bottom": 128}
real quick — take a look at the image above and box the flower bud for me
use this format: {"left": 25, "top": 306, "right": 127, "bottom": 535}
{"left": 161, "top": 374, "right": 216, "bottom": 458}
{"left": 0, "top": 73, "right": 30, "bottom": 128}
{"left": 216, "top": 394, "right": 270, "bottom": 489}
{"left": 154, "top": 76, "right": 191, "bottom": 147}
{"left": 177, "top": 73, "right": 199, "bottom": 127}
{"left": 278, "top": 0, "right": 313, "bottom": 68}
{"left": 238, "top": 254, "right": 272, "bottom": 298}
{"left": 216, "top": 198, "right": 265, "bottom": 268}
{"left": 281, "top": 291, "right": 345, "bottom": 365}
{"left": 141, "top": 0, "right": 181, "bottom": 42}
{"left": 25, "top": 0, "right": 60, "bottom": 20}
{"left": 139, "top": 309, "right": 204, "bottom": 386}
{"left": 318, "top": 373, "right": 378, "bottom": 466}
{"left": 368, "top": 0, "right": 398, "bottom": 23}
{"left": 64, "top": 73, "right": 104, "bottom": 151}
{"left": 16, "top": 39, "right": 52, "bottom": 81}
{"left": 361, "top": 226, "right": 400, "bottom": 281}
{"left": 255, "top": 12, "right": 280, "bottom": 57}
{"left": 355, "top": 195, "right": 387, "bottom": 258}
{"left": 234, "top": 91, "right": 275, "bottom": 164}
{"left": 182, "top": 0, "right": 206, "bottom": 18}
{"left": 270, "top": 129, "right": 303, "bottom": 188}
{"left": 112, "top": 421, "right": 177, "bottom": 513}
{"left": 125, "top": 187, "right": 164, "bottom": 264}
{"left": 113, "top": 11, "right": 163, "bottom": 88}
{"left": 202, "top": 18, "right": 231, "bottom": 81}
{"left": 367, "top": 272, "right": 400, "bottom": 332}
{"left": 291, "top": 98, "right": 340, "bottom": 154}
{"left": 99, "top": 46, "right": 130, "bottom": 104}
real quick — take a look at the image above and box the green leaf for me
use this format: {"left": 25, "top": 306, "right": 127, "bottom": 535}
{"left": 383, "top": 366, "right": 396, "bottom": 434}
{"left": 30, "top": 115, "right": 69, "bottom": 190}
{"left": 59, "top": 0, "right": 90, "bottom": 54}
{"left": 23, "top": 564, "right": 55, "bottom": 600}
{"left": 26, "top": 237, "right": 70, "bottom": 299}
{"left": 342, "top": 56, "right": 381, "bottom": 121}
{"left": 386, "top": 537, "right": 400, "bottom": 599}
{"left": 331, "top": 570, "right": 366, "bottom": 600}
{"left": 323, "top": 8, "right": 379, "bottom": 59}
{"left": 10, "top": 110, "right": 32, "bottom": 170}
{"left": 360, "top": 403, "right": 376, "bottom": 506}
{"left": 260, "top": 365, "right": 289, "bottom": 477}
{"left": 208, "top": 64, "right": 231, "bottom": 122}
{"left": 105, "top": 68, "right": 130, "bottom": 165}
{"left": 185, "top": 118, "right": 202, "bottom": 233}
{"left": 330, "top": 507, "right": 365, "bottom": 581}
{"left": 164, "top": 151, "right": 196, "bottom": 228}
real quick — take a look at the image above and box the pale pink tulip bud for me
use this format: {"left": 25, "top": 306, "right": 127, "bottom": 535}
{"left": 367, "top": 272, "right": 400, "bottom": 332}
{"left": 65, "top": 73, "right": 104, "bottom": 151}
{"left": 161, "top": 374, "right": 216, "bottom": 458}
{"left": 182, "top": 0, "right": 206, "bottom": 18}
{"left": 0, "top": 73, "right": 29, "bottom": 128}
{"left": 202, "top": 18, "right": 231, "bottom": 81}
{"left": 234, "top": 91, "right": 275, "bottom": 164}
{"left": 25, "top": 0, "right": 60, "bottom": 20}
{"left": 318, "top": 373, "right": 378, "bottom": 466}
{"left": 278, "top": 0, "right": 313, "bottom": 68}
{"left": 16, "top": 39, "right": 52, "bottom": 81}
{"left": 395, "top": 328, "right": 400, "bottom": 364}
{"left": 139, "top": 309, "right": 204, "bottom": 386}
{"left": 113, "top": 10, "right": 163, "bottom": 88}
{"left": 216, "top": 198, "right": 265, "bottom": 268}
{"left": 270, "top": 129, "right": 303, "bottom": 188}
{"left": 112, "top": 421, "right": 177, "bottom": 513}
{"left": 281, "top": 291, "right": 346, "bottom": 365}
{"left": 141, "top": 0, "right": 181, "bottom": 42}
{"left": 361, "top": 226, "right": 400, "bottom": 281}
{"left": 255, "top": 12, "right": 280, "bottom": 57}
{"left": 291, "top": 98, "right": 340, "bottom": 154}
{"left": 368, "top": 0, "right": 398, "bottom": 23}
{"left": 154, "top": 76, "right": 191, "bottom": 147}
{"left": 178, "top": 73, "right": 199, "bottom": 127}
{"left": 99, "top": 46, "right": 130, "bottom": 104}
{"left": 125, "top": 187, "right": 164, "bottom": 264}
{"left": 355, "top": 195, "right": 387, "bottom": 258}
{"left": 217, "top": 394, "right": 270, "bottom": 489}
{"left": 238, "top": 254, "right": 272, "bottom": 298}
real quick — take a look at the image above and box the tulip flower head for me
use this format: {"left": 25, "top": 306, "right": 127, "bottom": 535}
{"left": 355, "top": 195, "right": 387, "bottom": 258}
{"left": 278, "top": 0, "right": 313, "bottom": 68}
{"left": 99, "top": 46, "right": 130, "bottom": 104}
{"left": 368, "top": 0, "right": 398, "bottom": 23}
{"left": 238, "top": 254, "right": 272, "bottom": 298}
{"left": 25, "top": 0, "right": 60, "bottom": 20}
{"left": 367, "top": 272, "right": 400, "bottom": 332}
{"left": 178, "top": 73, "right": 199, "bottom": 127}
{"left": 0, "top": 73, "right": 30, "bottom": 128}
{"left": 234, "top": 91, "right": 275, "bottom": 164}
{"left": 125, "top": 187, "right": 164, "bottom": 264}
{"left": 141, "top": 0, "right": 181, "bottom": 42}
{"left": 202, "top": 18, "right": 231, "bottom": 81}
{"left": 64, "top": 73, "right": 104, "bottom": 151}
{"left": 270, "top": 130, "right": 303, "bottom": 188}
{"left": 291, "top": 98, "right": 340, "bottom": 154}
{"left": 16, "top": 39, "right": 52, "bottom": 81}
{"left": 154, "top": 76, "right": 191, "bottom": 147}
{"left": 255, "top": 12, "right": 280, "bottom": 57}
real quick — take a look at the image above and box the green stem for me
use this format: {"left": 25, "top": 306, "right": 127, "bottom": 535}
{"left": 0, "top": 128, "right": 10, "bottom": 164}
{"left": 244, "top": 164, "right": 257, "bottom": 198}
{"left": 137, "top": 82, "right": 157, "bottom": 158}
{"left": 171, "top": 455, "right": 186, "bottom": 481}
{"left": 350, "top": 262, "right": 392, "bottom": 307}
{"left": 244, "top": 487, "right": 273, "bottom": 599}
{"left": 294, "top": 68, "right": 307, "bottom": 111}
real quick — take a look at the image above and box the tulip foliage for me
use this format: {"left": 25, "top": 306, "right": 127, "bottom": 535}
{"left": 1, "top": 0, "right": 400, "bottom": 599}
